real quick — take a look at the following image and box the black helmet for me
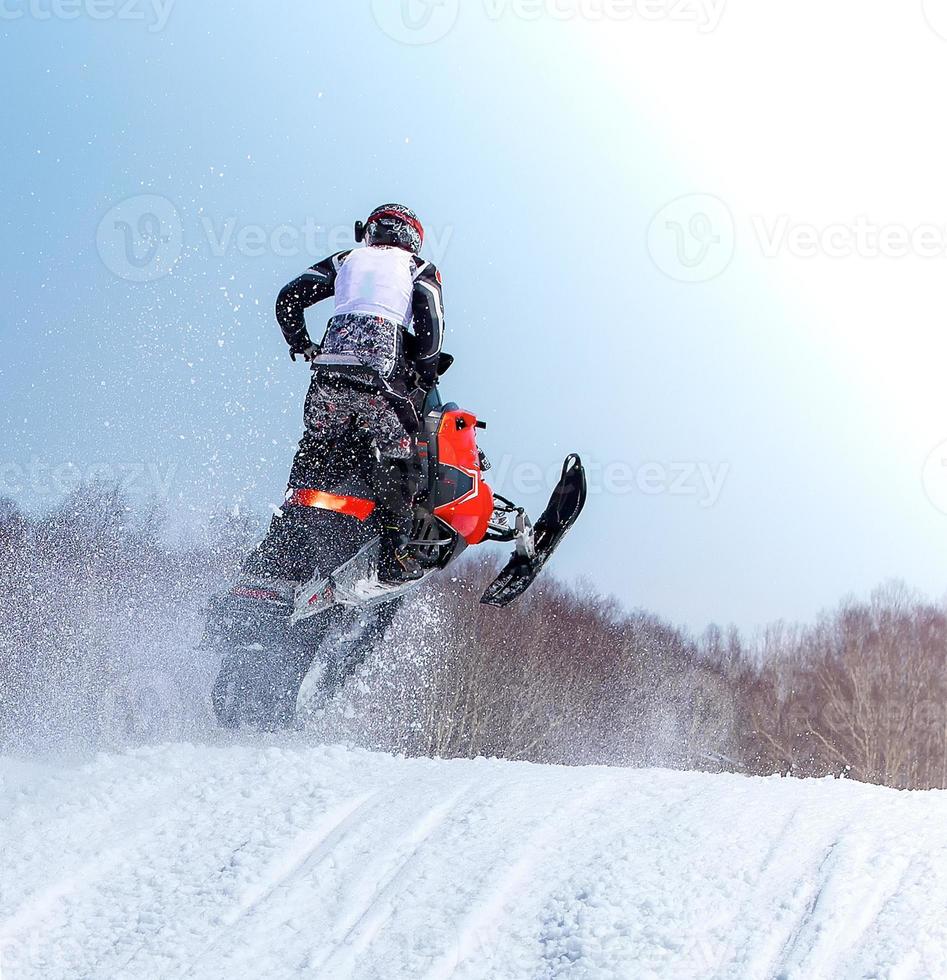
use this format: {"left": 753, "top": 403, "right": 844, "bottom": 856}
{"left": 356, "top": 203, "right": 424, "bottom": 253}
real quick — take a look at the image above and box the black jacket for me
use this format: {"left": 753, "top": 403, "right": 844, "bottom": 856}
{"left": 275, "top": 249, "right": 446, "bottom": 386}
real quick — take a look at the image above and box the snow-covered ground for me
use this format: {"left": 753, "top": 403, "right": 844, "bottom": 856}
{"left": 1, "top": 742, "right": 946, "bottom": 980}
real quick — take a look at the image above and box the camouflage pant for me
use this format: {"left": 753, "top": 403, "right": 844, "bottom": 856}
{"left": 287, "top": 373, "right": 419, "bottom": 530}
{"left": 322, "top": 312, "right": 400, "bottom": 380}
{"left": 302, "top": 380, "right": 413, "bottom": 460}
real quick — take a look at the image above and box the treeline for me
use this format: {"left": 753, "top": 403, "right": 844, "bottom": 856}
{"left": 328, "top": 564, "right": 947, "bottom": 790}
{"left": 332, "top": 566, "right": 738, "bottom": 773}
{"left": 730, "top": 595, "right": 947, "bottom": 790}
{"left": 1, "top": 486, "right": 944, "bottom": 789}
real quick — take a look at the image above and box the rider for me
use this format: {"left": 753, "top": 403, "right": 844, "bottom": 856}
{"left": 275, "top": 204, "right": 445, "bottom": 583}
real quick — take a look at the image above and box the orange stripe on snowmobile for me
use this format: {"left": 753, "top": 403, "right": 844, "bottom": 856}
{"left": 286, "top": 488, "right": 376, "bottom": 521}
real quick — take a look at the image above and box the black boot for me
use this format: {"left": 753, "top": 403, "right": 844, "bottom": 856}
{"left": 378, "top": 531, "right": 424, "bottom": 584}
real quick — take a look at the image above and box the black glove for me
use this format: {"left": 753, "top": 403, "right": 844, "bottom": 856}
{"left": 416, "top": 365, "right": 438, "bottom": 389}
{"left": 290, "top": 343, "right": 320, "bottom": 363}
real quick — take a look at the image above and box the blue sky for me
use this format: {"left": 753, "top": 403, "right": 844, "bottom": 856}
{"left": 2, "top": 1, "right": 946, "bottom": 631}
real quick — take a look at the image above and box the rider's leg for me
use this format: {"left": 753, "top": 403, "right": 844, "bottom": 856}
{"left": 370, "top": 457, "right": 423, "bottom": 583}
{"left": 359, "top": 401, "right": 423, "bottom": 583}
{"left": 246, "top": 380, "right": 351, "bottom": 580}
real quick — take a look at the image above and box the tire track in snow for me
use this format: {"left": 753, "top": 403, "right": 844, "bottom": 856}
{"left": 5, "top": 745, "right": 947, "bottom": 980}
{"left": 812, "top": 850, "right": 917, "bottom": 978}
{"left": 721, "top": 793, "right": 947, "bottom": 980}
{"left": 870, "top": 849, "right": 947, "bottom": 979}
{"left": 178, "top": 789, "right": 382, "bottom": 978}
{"left": 707, "top": 803, "right": 815, "bottom": 979}
{"left": 0, "top": 783, "right": 183, "bottom": 953}
{"left": 307, "top": 781, "right": 475, "bottom": 978}
{"left": 222, "top": 790, "right": 380, "bottom": 926}
{"left": 423, "top": 776, "right": 619, "bottom": 980}
{"left": 741, "top": 838, "right": 842, "bottom": 980}
{"left": 534, "top": 779, "right": 724, "bottom": 980}
{"left": 780, "top": 842, "right": 844, "bottom": 972}
{"left": 745, "top": 832, "right": 914, "bottom": 980}
{"left": 7, "top": 754, "right": 381, "bottom": 979}
{"left": 771, "top": 843, "right": 920, "bottom": 980}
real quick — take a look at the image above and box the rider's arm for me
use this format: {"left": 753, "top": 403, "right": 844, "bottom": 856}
{"left": 275, "top": 252, "right": 349, "bottom": 354}
{"left": 411, "top": 260, "right": 445, "bottom": 386}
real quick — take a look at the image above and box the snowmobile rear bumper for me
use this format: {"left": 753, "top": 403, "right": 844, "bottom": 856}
{"left": 203, "top": 586, "right": 324, "bottom": 652}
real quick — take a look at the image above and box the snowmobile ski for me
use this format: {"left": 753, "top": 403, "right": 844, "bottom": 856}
{"left": 480, "top": 454, "right": 587, "bottom": 608}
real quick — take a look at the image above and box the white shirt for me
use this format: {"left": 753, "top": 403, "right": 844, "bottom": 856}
{"left": 334, "top": 246, "right": 414, "bottom": 326}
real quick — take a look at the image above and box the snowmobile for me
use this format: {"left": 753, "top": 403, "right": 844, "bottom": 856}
{"left": 203, "top": 354, "right": 587, "bottom": 729}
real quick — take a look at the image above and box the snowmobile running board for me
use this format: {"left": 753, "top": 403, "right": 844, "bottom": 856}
{"left": 480, "top": 454, "right": 587, "bottom": 608}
